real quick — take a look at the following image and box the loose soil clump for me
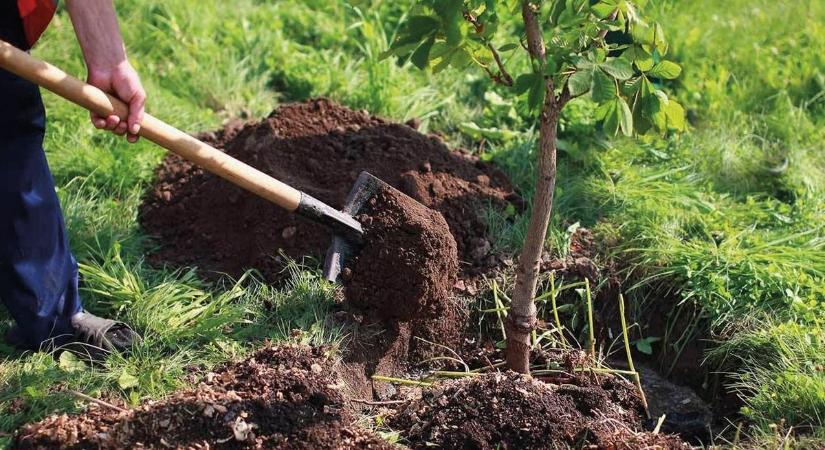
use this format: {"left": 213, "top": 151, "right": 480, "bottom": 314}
{"left": 344, "top": 184, "right": 458, "bottom": 322}
{"left": 388, "top": 371, "right": 687, "bottom": 450}
{"left": 14, "top": 345, "right": 395, "bottom": 450}
{"left": 139, "top": 98, "right": 519, "bottom": 282}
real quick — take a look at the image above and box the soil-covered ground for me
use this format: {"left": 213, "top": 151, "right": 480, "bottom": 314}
{"left": 389, "top": 372, "right": 687, "bottom": 450}
{"left": 139, "top": 98, "right": 519, "bottom": 285}
{"left": 14, "top": 343, "right": 687, "bottom": 450}
{"left": 14, "top": 345, "right": 395, "bottom": 449}
{"left": 14, "top": 100, "right": 686, "bottom": 449}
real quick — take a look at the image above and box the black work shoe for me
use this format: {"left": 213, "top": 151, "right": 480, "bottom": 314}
{"left": 69, "top": 311, "right": 140, "bottom": 357}
{"left": 3, "top": 326, "right": 27, "bottom": 350}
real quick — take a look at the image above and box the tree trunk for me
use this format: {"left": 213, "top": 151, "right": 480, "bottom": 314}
{"left": 505, "top": 1, "right": 559, "bottom": 374}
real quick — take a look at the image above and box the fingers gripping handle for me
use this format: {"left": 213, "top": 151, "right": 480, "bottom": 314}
{"left": 0, "top": 40, "right": 302, "bottom": 212}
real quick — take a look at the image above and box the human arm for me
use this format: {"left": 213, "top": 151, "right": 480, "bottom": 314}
{"left": 65, "top": 0, "right": 145, "bottom": 143}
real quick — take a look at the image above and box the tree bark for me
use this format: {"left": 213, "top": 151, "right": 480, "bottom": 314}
{"left": 505, "top": 1, "right": 560, "bottom": 374}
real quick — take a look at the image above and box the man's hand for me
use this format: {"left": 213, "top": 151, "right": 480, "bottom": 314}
{"left": 66, "top": 0, "right": 145, "bottom": 143}
{"left": 87, "top": 61, "right": 145, "bottom": 143}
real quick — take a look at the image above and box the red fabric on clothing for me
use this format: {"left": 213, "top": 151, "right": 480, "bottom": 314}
{"left": 17, "top": 0, "right": 56, "bottom": 47}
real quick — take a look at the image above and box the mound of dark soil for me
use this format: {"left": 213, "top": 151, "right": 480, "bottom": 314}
{"left": 15, "top": 345, "right": 395, "bottom": 450}
{"left": 139, "top": 98, "right": 519, "bottom": 282}
{"left": 345, "top": 183, "right": 458, "bottom": 322}
{"left": 388, "top": 371, "right": 687, "bottom": 450}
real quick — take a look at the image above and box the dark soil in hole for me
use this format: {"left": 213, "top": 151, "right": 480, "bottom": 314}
{"left": 14, "top": 345, "right": 396, "bottom": 450}
{"left": 535, "top": 226, "right": 718, "bottom": 442}
{"left": 344, "top": 183, "right": 458, "bottom": 322}
{"left": 332, "top": 299, "right": 467, "bottom": 402}
{"left": 388, "top": 368, "right": 688, "bottom": 450}
{"left": 139, "top": 98, "right": 519, "bottom": 284}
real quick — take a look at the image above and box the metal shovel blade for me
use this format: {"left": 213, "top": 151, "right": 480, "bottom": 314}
{"left": 322, "top": 171, "right": 385, "bottom": 282}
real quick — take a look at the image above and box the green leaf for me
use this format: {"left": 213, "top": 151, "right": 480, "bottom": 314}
{"left": 555, "top": 303, "right": 577, "bottom": 314}
{"left": 410, "top": 36, "right": 435, "bottom": 70}
{"left": 618, "top": 97, "right": 633, "bottom": 136}
{"left": 634, "top": 337, "right": 662, "bottom": 355}
{"left": 591, "top": 69, "right": 616, "bottom": 102}
{"left": 450, "top": 47, "right": 473, "bottom": 69}
{"left": 568, "top": 69, "right": 593, "bottom": 97}
{"left": 625, "top": 46, "right": 655, "bottom": 71}
{"left": 597, "top": 100, "right": 620, "bottom": 135}
{"left": 504, "top": 203, "right": 516, "bottom": 218}
{"left": 592, "top": 1, "right": 619, "bottom": 19}
{"left": 665, "top": 99, "right": 686, "bottom": 131}
{"left": 405, "top": 15, "right": 441, "bottom": 39}
{"left": 432, "top": 48, "right": 457, "bottom": 74}
{"left": 118, "top": 370, "right": 140, "bottom": 390}
{"left": 527, "top": 76, "right": 546, "bottom": 110}
{"left": 628, "top": 76, "right": 655, "bottom": 133}
{"left": 636, "top": 339, "right": 653, "bottom": 355}
{"left": 549, "top": 0, "right": 567, "bottom": 25}
{"left": 58, "top": 351, "right": 86, "bottom": 373}
{"left": 639, "top": 78, "right": 658, "bottom": 115}
{"left": 647, "top": 61, "right": 682, "bottom": 79}
{"left": 498, "top": 43, "right": 518, "bottom": 52}
{"left": 513, "top": 73, "right": 536, "bottom": 95}
{"left": 24, "top": 385, "right": 44, "bottom": 399}
{"left": 647, "top": 90, "right": 675, "bottom": 132}
{"left": 543, "top": 57, "right": 558, "bottom": 76}
{"left": 600, "top": 58, "right": 634, "bottom": 80}
{"left": 631, "top": 22, "right": 654, "bottom": 45}
{"left": 458, "top": 122, "right": 517, "bottom": 141}
{"left": 653, "top": 23, "right": 668, "bottom": 55}
{"left": 431, "top": 0, "right": 463, "bottom": 45}
{"left": 128, "top": 391, "right": 141, "bottom": 407}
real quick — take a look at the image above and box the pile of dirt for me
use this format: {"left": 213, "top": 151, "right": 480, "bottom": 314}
{"left": 388, "top": 371, "right": 687, "bottom": 450}
{"left": 14, "top": 345, "right": 395, "bottom": 450}
{"left": 139, "top": 98, "right": 519, "bottom": 283}
{"left": 14, "top": 343, "right": 690, "bottom": 450}
{"left": 344, "top": 184, "right": 458, "bottom": 322}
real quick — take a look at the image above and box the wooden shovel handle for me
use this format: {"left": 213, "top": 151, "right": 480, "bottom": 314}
{"left": 0, "top": 40, "right": 302, "bottom": 212}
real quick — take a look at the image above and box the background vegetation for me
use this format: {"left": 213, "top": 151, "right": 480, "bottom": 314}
{"left": 1, "top": 0, "right": 823, "bottom": 448}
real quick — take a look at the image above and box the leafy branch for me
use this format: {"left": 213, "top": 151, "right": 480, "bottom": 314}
{"left": 384, "top": 0, "right": 687, "bottom": 373}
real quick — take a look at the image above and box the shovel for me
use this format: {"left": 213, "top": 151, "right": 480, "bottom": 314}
{"left": 0, "top": 40, "right": 386, "bottom": 282}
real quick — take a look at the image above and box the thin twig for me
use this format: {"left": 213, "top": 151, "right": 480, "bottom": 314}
{"left": 462, "top": 9, "right": 514, "bottom": 86}
{"left": 652, "top": 414, "right": 666, "bottom": 434}
{"left": 585, "top": 278, "right": 596, "bottom": 358}
{"left": 549, "top": 272, "right": 567, "bottom": 346}
{"left": 471, "top": 360, "right": 507, "bottom": 373}
{"left": 372, "top": 375, "right": 432, "bottom": 387}
{"left": 432, "top": 371, "right": 482, "bottom": 378}
{"left": 619, "top": 293, "right": 650, "bottom": 418}
{"left": 68, "top": 390, "right": 128, "bottom": 414}
{"left": 487, "top": 43, "right": 514, "bottom": 86}
{"left": 350, "top": 398, "right": 407, "bottom": 406}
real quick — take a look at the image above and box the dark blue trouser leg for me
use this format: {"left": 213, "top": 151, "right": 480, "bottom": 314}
{"left": 1, "top": 17, "right": 84, "bottom": 349}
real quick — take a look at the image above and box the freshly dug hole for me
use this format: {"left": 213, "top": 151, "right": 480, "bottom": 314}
{"left": 344, "top": 184, "right": 458, "bottom": 322}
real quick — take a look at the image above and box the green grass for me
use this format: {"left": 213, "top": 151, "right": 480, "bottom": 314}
{"left": 480, "top": 0, "right": 825, "bottom": 442}
{"left": 1, "top": 0, "right": 824, "bottom": 448}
